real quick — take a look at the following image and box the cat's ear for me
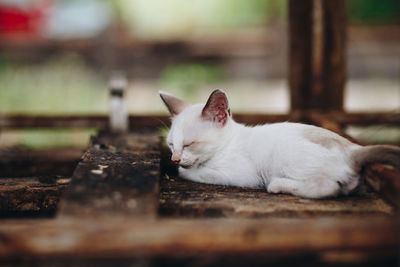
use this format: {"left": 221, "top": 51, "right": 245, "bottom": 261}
{"left": 202, "top": 89, "right": 231, "bottom": 127}
{"left": 159, "top": 91, "right": 189, "bottom": 116}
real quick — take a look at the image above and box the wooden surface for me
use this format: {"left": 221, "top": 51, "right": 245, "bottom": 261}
{"left": 58, "top": 132, "right": 160, "bottom": 218}
{"left": 160, "top": 175, "right": 394, "bottom": 218}
{"left": 0, "top": 113, "right": 399, "bottom": 265}
{"left": 0, "top": 217, "right": 396, "bottom": 259}
{"left": 1, "top": 143, "right": 396, "bottom": 219}
{"left": 0, "top": 176, "right": 70, "bottom": 217}
{"left": 0, "top": 130, "right": 398, "bottom": 266}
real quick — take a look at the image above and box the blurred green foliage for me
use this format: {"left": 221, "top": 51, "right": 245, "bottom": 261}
{"left": 116, "top": 0, "right": 398, "bottom": 41}
{"left": 1, "top": 0, "right": 398, "bottom": 150}
{"left": 160, "top": 63, "right": 225, "bottom": 100}
{"left": 159, "top": 127, "right": 169, "bottom": 147}
{"left": 1, "top": 129, "right": 97, "bottom": 149}
{"left": 346, "top": 125, "right": 400, "bottom": 145}
{"left": 0, "top": 55, "right": 108, "bottom": 115}
{"left": 118, "top": 0, "right": 287, "bottom": 40}
{"left": 348, "top": 0, "right": 399, "bottom": 24}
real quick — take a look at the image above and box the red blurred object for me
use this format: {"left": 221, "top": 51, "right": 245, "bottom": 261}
{"left": 0, "top": 1, "right": 52, "bottom": 38}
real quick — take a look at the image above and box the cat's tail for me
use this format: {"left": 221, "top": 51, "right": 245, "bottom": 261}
{"left": 351, "top": 145, "right": 400, "bottom": 172}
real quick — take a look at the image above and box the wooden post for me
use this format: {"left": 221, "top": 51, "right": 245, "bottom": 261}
{"left": 289, "top": 0, "right": 346, "bottom": 112}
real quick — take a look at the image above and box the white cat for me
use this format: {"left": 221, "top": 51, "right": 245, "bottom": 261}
{"left": 160, "top": 89, "right": 400, "bottom": 199}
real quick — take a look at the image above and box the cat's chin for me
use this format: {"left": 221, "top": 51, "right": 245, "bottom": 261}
{"left": 180, "top": 162, "right": 196, "bottom": 169}
{"left": 180, "top": 164, "right": 193, "bottom": 169}
{"left": 179, "top": 158, "right": 199, "bottom": 169}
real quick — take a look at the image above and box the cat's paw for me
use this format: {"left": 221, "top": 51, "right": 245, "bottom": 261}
{"left": 267, "top": 182, "right": 282, "bottom": 194}
{"left": 267, "top": 178, "right": 299, "bottom": 195}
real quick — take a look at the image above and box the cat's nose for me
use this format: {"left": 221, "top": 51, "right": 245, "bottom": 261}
{"left": 171, "top": 151, "right": 182, "bottom": 165}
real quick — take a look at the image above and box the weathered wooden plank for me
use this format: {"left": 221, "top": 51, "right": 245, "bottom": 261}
{"left": 0, "top": 177, "right": 70, "bottom": 217}
{"left": 289, "top": 0, "right": 346, "bottom": 111}
{"left": 0, "top": 217, "right": 396, "bottom": 259}
{"left": 159, "top": 176, "right": 394, "bottom": 218}
{"left": 58, "top": 132, "right": 160, "bottom": 218}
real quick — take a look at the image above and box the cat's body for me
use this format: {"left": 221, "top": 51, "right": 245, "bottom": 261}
{"left": 160, "top": 90, "right": 400, "bottom": 199}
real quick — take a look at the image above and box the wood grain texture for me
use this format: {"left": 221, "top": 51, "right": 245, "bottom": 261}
{"left": 0, "top": 177, "right": 70, "bottom": 217}
{"left": 0, "top": 217, "right": 396, "bottom": 258}
{"left": 58, "top": 132, "right": 160, "bottom": 218}
{"left": 159, "top": 176, "right": 394, "bottom": 218}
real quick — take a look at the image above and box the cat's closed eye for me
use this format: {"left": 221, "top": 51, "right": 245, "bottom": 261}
{"left": 183, "top": 142, "right": 195, "bottom": 148}
{"left": 166, "top": 141, "right": 195, "bottom": 149}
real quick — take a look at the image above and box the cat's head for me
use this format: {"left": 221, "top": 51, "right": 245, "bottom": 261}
{"left": 160, "top": 89, "right": 232, "bottom": 168}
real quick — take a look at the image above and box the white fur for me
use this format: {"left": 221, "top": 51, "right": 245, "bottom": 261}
{"left": 164, "top": 94, "right": 362, "bottom": 199}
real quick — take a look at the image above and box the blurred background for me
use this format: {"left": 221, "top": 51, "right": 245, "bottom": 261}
{"left": 0, "top": 0, "right": 399, "bottom": 148}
